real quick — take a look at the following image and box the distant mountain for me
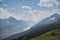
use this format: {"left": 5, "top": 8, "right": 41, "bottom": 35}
{"left": 0, "top": 17, "right": 28, "bottom": 39}
{"left": 3, "top": 13, "right": 60, "bottom": 40}
{"left": 0, "top": 17, "right": 28, "bottom": 31}
{"left": 23, "top": 13, "right": 60, "bottom": 34}
{"left": 38, "top": 13, "right": 60, "bottom": 25}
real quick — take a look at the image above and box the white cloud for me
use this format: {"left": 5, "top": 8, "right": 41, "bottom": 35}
{"left": 21, "top": 6, "right": 31, "bottom": 10}
{"left": 12, "top": 6, "right": 54, "bottom": 23}
{"left": 3, "top": 4, "right": 8, "bottom": 6}
{"left": 0, "top": 8, "right": 12, "bottom": 19}
{"left": 0, "top": 6, "right": 60, "bottom": 31}
{"left": 52, "top": 9, "right": 60, "bottom": 15}
{"left": 0, "top": 6, "right": 59, "bottom": 23}
{"left": 38, "top": 0, "right": 60, "bottom": 7}
{"left": 4, "top": 6, "right": 58, "bottom": 23}
{"left": 55, "top": 0, "right": 60, "bottom": 6}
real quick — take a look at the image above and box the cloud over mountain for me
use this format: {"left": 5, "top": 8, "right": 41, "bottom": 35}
{"left": 38, "top": 0, "right": 60, "bottom": 7}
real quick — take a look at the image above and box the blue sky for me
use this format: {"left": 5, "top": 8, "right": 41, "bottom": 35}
{"left": 0, "top": 0, "right": 60, "bottom": 27}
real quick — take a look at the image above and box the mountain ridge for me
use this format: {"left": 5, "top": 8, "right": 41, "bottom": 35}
{"left": 3, "top": 13, "right": 60, "bottom": 40}
{"left": 0, "top": 16, "right": 28, "bottom": 40}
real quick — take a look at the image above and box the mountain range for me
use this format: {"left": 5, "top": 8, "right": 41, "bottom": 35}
{"left": 0, "top": 17, "right": 28, "bottom": 39}
{"left": 1, "top": 13, "right": 60, "bottom": 40}
{"left": 0, "top": 17, "right": 28, "bottom": 30}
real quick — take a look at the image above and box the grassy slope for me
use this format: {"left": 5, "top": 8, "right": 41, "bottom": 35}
{"left": 30, "top": 28, "right": 60, "bottom": 40}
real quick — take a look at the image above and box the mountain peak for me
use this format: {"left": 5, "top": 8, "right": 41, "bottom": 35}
{"left": 8, "top": 16, "right": 17, "bottom": 20}
{"left": 8, "top": 16, "right": 15, "bottom": 19}
{"left": 50, "top": 13, "right": 60, "bottom": 18}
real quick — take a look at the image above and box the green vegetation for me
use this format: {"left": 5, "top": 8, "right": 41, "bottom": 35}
{"left": 29, "top": 28, "right": 60, "bottom": 40}
{"left": 17, "top": 28, "right": 60, "bottom": 40}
